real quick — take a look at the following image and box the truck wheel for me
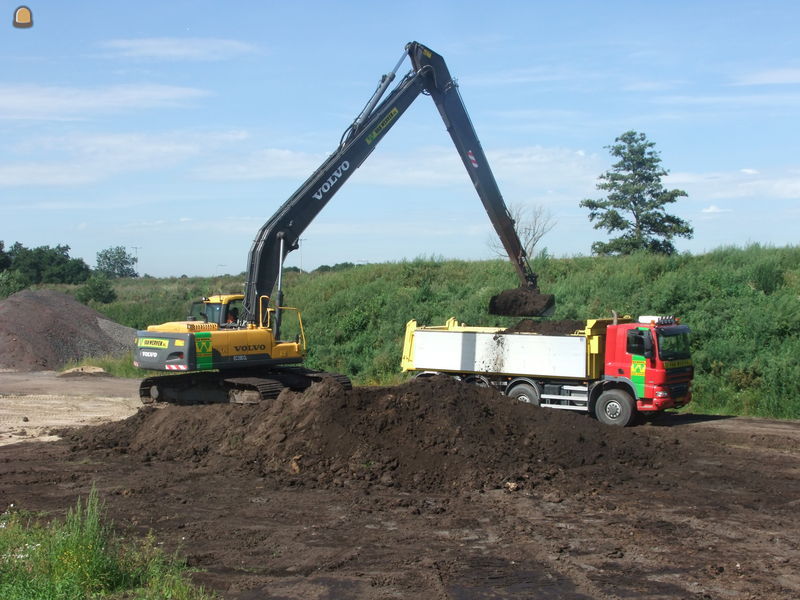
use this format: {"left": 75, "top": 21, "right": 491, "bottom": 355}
{"left": 463, "top": 375, "right": 491, "bottom": 387}
{"left": 413, "top": 371, "right": 440, "bottom": 380}
{"left": 507, "top": 382, "right": 541, "bottom": 406}
{"left": 595, "top": 389, "right": 635, "bottom": 427}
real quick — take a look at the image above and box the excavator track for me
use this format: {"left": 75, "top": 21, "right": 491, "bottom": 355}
{"left": 139, "top": 367, "right": 352, "bottom": 406}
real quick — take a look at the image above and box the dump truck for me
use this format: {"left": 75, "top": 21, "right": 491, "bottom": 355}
{"left": 401, "top": 315, "right": 693, "bottom": 426}
{"left": 133, "top": 41, "right": 553, "bottom": 405}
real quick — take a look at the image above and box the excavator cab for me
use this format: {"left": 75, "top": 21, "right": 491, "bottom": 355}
{"left": 187, "top": 294, "right": 244, "bottom": 326}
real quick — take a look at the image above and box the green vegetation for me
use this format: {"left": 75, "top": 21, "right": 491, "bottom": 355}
{"left": 95, "top": 246, "right": 139, "bottom": 279}
{"left": 581, "top": 131, "right": 693, "bottom": 255}
{"left": 0, "top": 241, "right": 90, "bottom": 293}
{"left": 50, "top": 245, "right": 800, "bottom": 419}
{"left": 87, "top": 276, "right": 244, "bottom": 330}
{"left": 76, "top": 274, "right": 117, "bottom": 304}
{"left": 0, "top": 489, "right": 215, "bottom": 600}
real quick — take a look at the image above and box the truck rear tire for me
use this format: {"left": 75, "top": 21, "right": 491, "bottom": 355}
{"left": 595, "top": 389, "right": 635, "bottom": 427}
{"left": 507, "top": 382, "right": 541, "bottom": 406}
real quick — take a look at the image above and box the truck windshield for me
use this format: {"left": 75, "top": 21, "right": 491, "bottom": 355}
{"left": 657, "top": 326, "right": 691, "bottom": 361}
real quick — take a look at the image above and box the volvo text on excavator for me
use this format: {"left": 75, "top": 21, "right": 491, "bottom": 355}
{"left": 133, "top": 41, "right": 555, "bottom": 405}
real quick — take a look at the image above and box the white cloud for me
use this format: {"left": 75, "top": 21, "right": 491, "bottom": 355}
{"left": 349, "top": 145, "right": 600, "bottom": 196}
{"left": 100, "top": 38, "right": 261, "bottom": 61}
{"left": 0, "top": 83, "right": 209, "bottom": 120}
{"left": 492, "top": 108, "right": 587, "bottom": 125}
{"left": 487, "top": 146, "right": 600, "bottom": 191}
{"left": 462, "top": 65, "right": 593, "bottom": 87}
{"left": 668, "top": 169, "right": 800, "bottom": 201}
{"left": 740, "top": 168, "right": 759, "bottom": 175}
{"left": 0, "top": 164, "right": 95, "bottom": 187}
{"left": 195, "top": 148, "right": 326, "bottom": 181}
{"left": 734, "top": 68, "right": 800, "bottom": 86}
{"left": 622, "top": 80, "right": 684, "bottom": 92}
{"left": 701, "top": 205, "right": 732, "bottom": 214}
{"left": 0, "top": 131, "right": 241, "bottom": 187}
{"left": 653, "top": 92, "right": 800, "bottom": 108}
{"left": 195, "top": 144, "right": 602, "bottom": 209}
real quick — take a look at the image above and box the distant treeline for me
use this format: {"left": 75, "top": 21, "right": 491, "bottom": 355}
{"left": 46, "top": 244, "right": 800, "bottom": 419}
{"left": 0, "top": 241, "right": 90, "bottom": 296}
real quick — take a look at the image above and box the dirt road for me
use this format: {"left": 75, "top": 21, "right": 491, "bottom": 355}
{"left": 0, "top": 370, "right": 139, "bottom": 446}
{"left": 1, "top": 372, "right": 798, "bottom": 599}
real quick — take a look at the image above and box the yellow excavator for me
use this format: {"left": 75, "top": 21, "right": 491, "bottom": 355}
{"left": 133, "top": 41, "right": 555, "bottom": 405}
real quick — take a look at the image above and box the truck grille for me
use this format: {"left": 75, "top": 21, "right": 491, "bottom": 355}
{"left": 670, "top": 383, "right": 689, "bottom": 397}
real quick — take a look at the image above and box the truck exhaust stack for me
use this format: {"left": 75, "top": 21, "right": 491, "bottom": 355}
{"left": 489, "top": 287, "right": 556, "bottom": 317}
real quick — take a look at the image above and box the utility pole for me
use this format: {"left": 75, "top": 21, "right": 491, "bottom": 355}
{"left": 129, "top": 246, "right": 141, "bottom": 274}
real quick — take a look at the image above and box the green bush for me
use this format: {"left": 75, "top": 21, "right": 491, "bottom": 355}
{"left": 76, "top": 274, "right": 117, "bottom": 304}
{"left": 0, "top": 270, "right": 30, "bottom": 299}
{"left": 0, "top": 489, "right": 215, "bottom": 599}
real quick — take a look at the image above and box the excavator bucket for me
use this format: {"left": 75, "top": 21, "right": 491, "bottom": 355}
{"left": 489, "top": 287, "right": 556, "bottom": 317}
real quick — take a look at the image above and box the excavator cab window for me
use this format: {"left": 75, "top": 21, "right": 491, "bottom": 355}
{"left": 188, "top": 301, "right": 222, "bottom": 324}
{"left": 225, "top": 299, "right": 243, "bottom": 325}
{"left": 188, "top": 301, "right": 205, "bottom": 322}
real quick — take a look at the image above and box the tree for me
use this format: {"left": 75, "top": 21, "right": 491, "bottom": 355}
{"left": 95, "top": 246, "right": 138, "bottom": 278}
{"left": 0, "top": 270, "right": 29, "bottom": 299}
{"left": 487, "top": 203, "right": 555, "bottom": 259}
{"left": 580, "top": 131, "right": 693, "bottom": 255}
{"left": 7, "top": 242, "right": 90, "bottom": 284}
{"left": 76, "top": 273, "right": 117, "bottom": 304}
{"left": 0, "top": 241, "right": 11, "bottom": 272}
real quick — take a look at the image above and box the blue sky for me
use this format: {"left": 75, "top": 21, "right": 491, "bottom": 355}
{"left": 2, "top": 1, "right": 798, "bottom": 276}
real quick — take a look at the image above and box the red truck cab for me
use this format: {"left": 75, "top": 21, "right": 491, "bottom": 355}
{"left": 603, "top": 316, "right": 693, "bottom": 413}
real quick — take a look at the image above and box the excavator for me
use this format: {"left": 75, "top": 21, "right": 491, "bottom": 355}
{"left": 133, "top": 41, "right": 555, "bottom": 405}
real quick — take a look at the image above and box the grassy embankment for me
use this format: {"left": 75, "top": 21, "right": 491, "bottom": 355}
{"left": 79, "top": 244, "right": 799, "bottom": 419}
{"left": 0, "top": 490, "right": 214, "bottom": 599}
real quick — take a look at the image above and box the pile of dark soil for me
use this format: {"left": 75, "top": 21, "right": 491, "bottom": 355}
{"left": 503, "top": 319, "right": 586, "bottom": 335}
{"left": 69, "top": 376, "right": 676, "bottom": 492}
{"left": 488, "top": 287, "right": 555, "bottom": 317}
{"left": 0, "top": 289, "right": 135, "bottom": 371}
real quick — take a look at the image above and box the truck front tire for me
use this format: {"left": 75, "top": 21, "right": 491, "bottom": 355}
{"left": 595, "top": 389, "right": 635, "bottom": 427}
{"left": 507, "top": 382, "right": 541, "bottom": 406}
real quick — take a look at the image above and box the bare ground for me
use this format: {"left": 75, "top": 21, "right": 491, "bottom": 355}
{"left": 0, "top": 371, "right": 798, "bottom": 599}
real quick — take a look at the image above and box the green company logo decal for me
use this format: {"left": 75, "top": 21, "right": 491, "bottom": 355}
{"left": 366, "top": 108, "right": 399, "bottom": 145}
{"left": 195, "top": 332, "right": 213, "bottom": 370}
{"left": 630, "top": 358, "right": 646, "bottom": 398}
{"left": 629, "top": 327, "right": 648, "bottom": 397}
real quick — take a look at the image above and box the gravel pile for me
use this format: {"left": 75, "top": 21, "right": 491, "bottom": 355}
{"left": 0, "top": 289, "right": 135, "bottom": 371}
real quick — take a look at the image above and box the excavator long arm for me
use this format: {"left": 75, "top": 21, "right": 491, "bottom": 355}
{"left": 406, "top": 42, "right": 538, "bottom": 291}
{"left": 242, "top": 41, "right": 552, "bottom": 323}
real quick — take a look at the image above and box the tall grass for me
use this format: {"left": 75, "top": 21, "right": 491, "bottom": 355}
{"left": 0, "top": 489, "right": 215, "bottom": 600}
{"left": 69, "top": 245, "right": 800, "bottom": 419}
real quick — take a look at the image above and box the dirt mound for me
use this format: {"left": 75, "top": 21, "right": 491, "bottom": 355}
{"left": 68, "top": 376, "right": 675, "bottom": 492}
{"left": 489, "top": 287, "right": 555, "bottom": 316}
{"left": 503, "top": 319, "right": 586, "bottom": 335}
{"left": 0, "top": 289, "right": 135, "bottom": 371}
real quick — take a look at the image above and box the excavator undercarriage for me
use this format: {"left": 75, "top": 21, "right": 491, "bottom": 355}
{"left": 140, "top": 367, "right": 352, "bottom": 406}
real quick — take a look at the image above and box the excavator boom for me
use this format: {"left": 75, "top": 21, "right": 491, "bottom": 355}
{"left": 243, "top": 41, "right": 553, "bottom": 322}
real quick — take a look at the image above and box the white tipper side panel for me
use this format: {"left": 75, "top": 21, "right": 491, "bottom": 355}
{"left": 411, "top": 330, "right": 587, "bottom": 378}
